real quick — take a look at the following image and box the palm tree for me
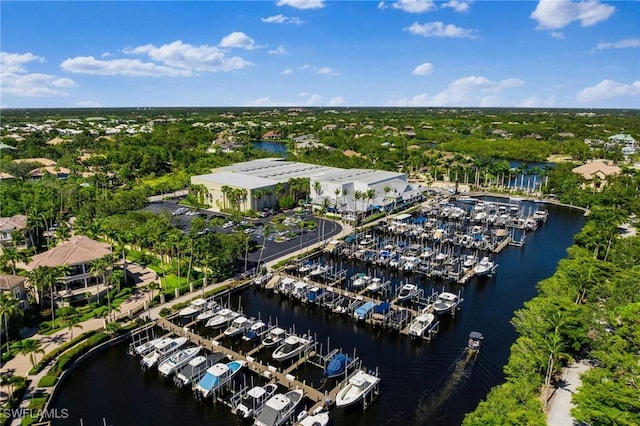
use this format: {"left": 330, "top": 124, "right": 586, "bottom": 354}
{"left": 89, "top": 258, "right": 111, "bottom": 318}
{"left": 27, "top": 266, "right": 59, "bottom": 325}
{"left": 1, "top": 247, "right": 22, "bottom": 275}
{"left": 16, "top": 338, "right": 44, "bottom": 367}
{"left": 257, "top": 225, "right": 271, "bottom": 269}
{"left": 63, "top": 310, "right": 83, "bottom": 341}
{"left": 320, "top": 198, "right": 331, "bottom": 244}
{"left": 366, "top": 188, "right": 377, "bottom": 218}
{"left": 0, "top": 293, "right": 23, "bottom": 354}
{"left": 334, "top": 187, "right": 341, "bottom": 215}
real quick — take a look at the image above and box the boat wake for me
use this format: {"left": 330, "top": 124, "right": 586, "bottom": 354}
{"left": 412, "top": 349, "right": 478, "bottom": 424}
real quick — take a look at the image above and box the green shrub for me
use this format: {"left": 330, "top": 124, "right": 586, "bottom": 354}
{"left": 159, "top": 307, "right": 171, "bottom": 317}
{"left": 37, "top": 375, "right": 57, "bottom": 387}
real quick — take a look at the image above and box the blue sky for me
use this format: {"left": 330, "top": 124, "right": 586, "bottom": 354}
{"left": 1, "top": 0, "right": 638, "bottom": 108}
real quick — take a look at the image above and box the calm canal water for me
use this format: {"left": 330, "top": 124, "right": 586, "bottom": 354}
{"left": 51, "top": 200, "right": 585, "bottom": 426}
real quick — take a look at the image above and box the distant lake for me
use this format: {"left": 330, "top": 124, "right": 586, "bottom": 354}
{"left": 253, "top": 141, "right": 288, "bottom": 156}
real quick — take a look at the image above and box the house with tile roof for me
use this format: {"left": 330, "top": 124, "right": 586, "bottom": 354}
{"left": 0, "top": 274, "right": 28, "bottom": 310}
{"left": 572, "top": 159, "right": 621, "bottom": 191}
{"left": 0, "top": 215, "right": 29, "bottom": 251}
{"left": 23, "top": 235, "right": 112, "bottom": 306}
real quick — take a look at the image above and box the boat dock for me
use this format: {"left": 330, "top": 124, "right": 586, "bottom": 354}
{"left": 152, "top": 317, "right": 374, "bottom": 413}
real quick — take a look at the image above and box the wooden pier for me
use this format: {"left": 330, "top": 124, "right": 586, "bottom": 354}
{"left": 155, "top": 317, "right": 334, "bottom": 407}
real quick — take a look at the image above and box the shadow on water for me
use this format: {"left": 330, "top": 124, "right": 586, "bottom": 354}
{"left": 412, "top": 349, "right": 479, "bottom": 425}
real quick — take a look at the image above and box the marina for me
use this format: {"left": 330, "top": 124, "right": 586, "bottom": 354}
{"left": 51, "top": 199, "right": 587, "bottom": 426}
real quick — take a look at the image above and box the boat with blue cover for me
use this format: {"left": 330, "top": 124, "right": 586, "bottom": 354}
{"left": 353, "top": 301, "right": 376, "bottom": 320}
{"left": 323, "top": 353, "right": 353, "bottom": 378}
{"left": 193, "top": 360, "right": 245, "bottom": 399}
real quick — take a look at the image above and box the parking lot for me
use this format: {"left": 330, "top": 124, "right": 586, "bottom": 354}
{"left": 143, "top": 199, "right": 343, "bottom": 269}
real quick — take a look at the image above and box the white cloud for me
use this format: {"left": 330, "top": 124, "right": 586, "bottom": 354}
{"left": 591, "top": 38, "right": 640, "bottom": 52}
{"left": 61, "top": 56, "right": 193, "bottom": 76}
{"left": 406, "top": 21, "right": 478, "bottom": 38}
{"left": 269, "top": 45, "right": 288, "bottom": 55}
{"left": 0, "top": 52, "right": 43, "bottom": 73}
{"left": 391, "top": 0, "right": 436, "bottom": 13}
{"left": 101, "top": 52, "right": 112, "bottom": 58}
{"left": 219, "top": 32, "right": 259, "bottom": 50}
{"left": 124, "top": 40, "right": 253, "bottom": 72}
{"left": 277, "top": 0, "right": 325, "bottom": 10}
{"left": 387, "top": 75, "right": 523, "bottom": 106}
{"left": 441, "top": 0, "right": 473, "bottom": 13}
{"left": 1, "top": 51, "right": 73, "bottom": 97}
{"left": 299, "top": 93, "right": 324, "bottom": 105}
{"left": 76, "top": 101, "right": 103, "bottom": 107}
{"left": 261, "top": 14, "right": 305, "bottom": 25}
{"left": 519, "top": 95, "right": 556, "bottom": 108}
{"left": 281, "top": 68, "right": 293, "bottom": 75}
{"left": 246, "top": 93, "right": 341, "bottom": 107}
{"left": 530, "top": 0, "right": 615, "bottom": 30}
{"left": 412, "top": 62, "right": 434, "bottom": 75}
{"left": 378, "top": 2, "right": 387, "bottom": 10}
{"left": 576, "top": 79, "right": 640, "bottom": 104}
{"left": 551, "top": 32, "right": 565, "bottom": 40}
{"left": 316, "top": 66, "right": 339, "bottom": 76}
{"left": 329, "top": 96, "right": 346, "bottom": 106}
{"left": 298, "top": 64, "right": 339, "bottom": 75}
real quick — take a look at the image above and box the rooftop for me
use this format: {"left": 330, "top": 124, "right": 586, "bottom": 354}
{"left": 0, "top": 215, "right": 28, "bottom": 232}
{"left": 0, "top": 274, "right": 26, "bottom": 291}
{"left": 193, "top": 172, "right": 277, "bottom": 190}
{"left": 25, "top": 235, "right": 111, "bottom": 270}
{"left": 572, "top": 160, "right": 622, "bottom": 180}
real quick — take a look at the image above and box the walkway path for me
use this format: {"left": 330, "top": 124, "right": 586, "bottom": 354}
{"left": 546, "top": 360, "right": 591, "bottom": 426}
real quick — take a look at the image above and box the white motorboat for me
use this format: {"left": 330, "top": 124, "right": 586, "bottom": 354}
{"left": 262, "top": 327, "right": 286, "bottom": 348}
{"left": 158, "top": 345, "right": 202, "bottom": 376}
{"left": 206, "top": 308, "right": 240, "bottom": 328}
{"left": 179, "top": 298, "right": 208, "bottom": 317}
{"left": 173, "top": 352, "right": 224, "bottom": 388}
{"left": 433, "top": 292, "right": 461, "bottom": 315}
{"left": 462, "top": 254, "right": 477, "bottom": 269}
{"left": 243, "top": 320, "right": 268, "bottom": 341}
{"left": 397, "top": 283, "right": 418, "bottom": 302}
{"left": 195, "top": 307, "right": 218, "bottom": 323}
{"left": 309, "top": 264, "right": 329, "bottom": 277}
{"left": 366, "top": 277, "right": 383, "bottom": 292}
{"left": 408, "top": 313, "right": 436, "bottom": 339}
{"left": 193, "top": 360, "right": 245, "bottom": 399}
{"left": 297, "top": 261, "right": 314, "bottom": 274}
{"left": 473, "top": 257, "right": 495, "bottom": 277}
{"left": 132, "top": 338, "right": 162, "bottom": 356}
{"left": 254, "top": 389, "right": 304, "bottom": 426}
{"left": 297, "top": 407, "right": 330, "bottom": 426}
{"left": 467, "top": 331, "right": 484, "bottom": 351}
{"left": 335, "top": 369, "right": 380, "bottom": 408}
{"left": 234, "top": 383, "right": 278, "bottom": 420}
{"left": 272, "top": 335, "right": 312, "bottom": 362}
{"left": 275, "top": 277, "right": 295, "bottom": 295}
{"left": 291, "top": 281, "right": 309, "bottom": 300}
{"left": 224, "top": 316, "right": 253, "bottom": 337}
{"left": 352, "top": 273, "right": 370, "bottom": 288}
{"left": 141, "top": 336, "right": 188, "bottom": 370}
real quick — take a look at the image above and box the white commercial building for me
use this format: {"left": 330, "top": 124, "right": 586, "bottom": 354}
{"left": 191, "top": 158, "right": 424, "bottom": 214}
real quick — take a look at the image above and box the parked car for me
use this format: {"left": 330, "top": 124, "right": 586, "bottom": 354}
{"left": 223, "top": 221, "right": 234, "bottom": 229}
{"left": 198, "top": 228, "right": 210, "bottom": 235}
{"left": 172, "top": 207, "right": 189, "bottom": 216}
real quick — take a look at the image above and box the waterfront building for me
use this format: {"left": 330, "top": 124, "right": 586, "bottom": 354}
{"left": 572, "top": 159, "right": 621, "bottom": 191}
{"left": 22, "top": 235, "right": 112, "bottom": 306}
{"left": 191, "top": 158, "right": 424, "bottom": 214}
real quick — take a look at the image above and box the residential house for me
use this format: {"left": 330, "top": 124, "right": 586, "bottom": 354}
{"left": 0, "top": 274, "right": 29, "bottom": 310}
{"left": 23, "top": 235, "right": 112, "bottom": 306}
{"left": 572, "top": 159, "right": 621, "bottom": 191}
{"left": 262, "top": 130, "right": 281, "bottom": 140}
{"left": 0, "top": 215, "right": 29, "bottom": 251}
